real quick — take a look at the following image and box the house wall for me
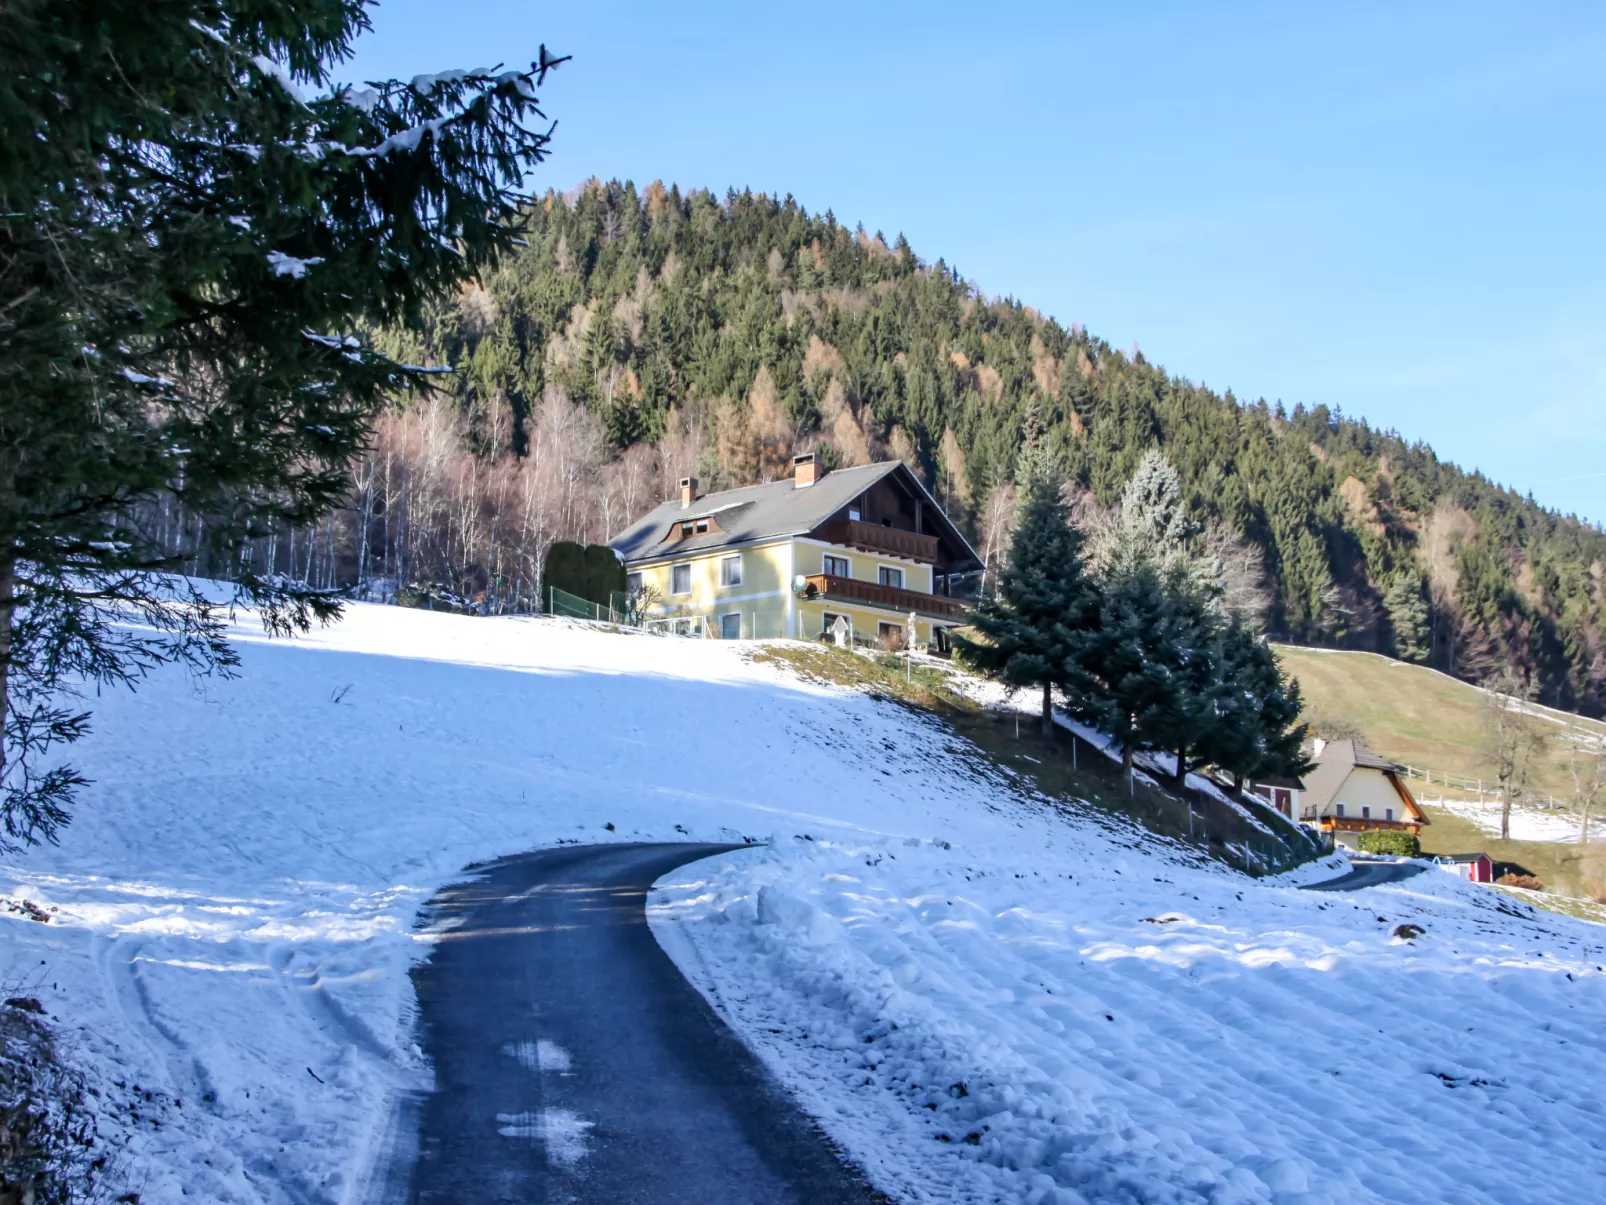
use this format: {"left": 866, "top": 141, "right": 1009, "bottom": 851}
{"left": 628, "top": 536, "right": 939, "bottom": 641}
{"left": 630, "top": 540, "right": 794, "bottom": 638}
{"left": 1327, "top": 769, "right": 1411, "bottom": 823}
{"left": 798, "top": 601, "right": 928, "bottom": 650}
{"left": 793, "top": 537, "right": 934, "bottom": 594}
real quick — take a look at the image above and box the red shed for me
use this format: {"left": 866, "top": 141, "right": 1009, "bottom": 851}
{"left": 1434, "top": 853, "right": 1494, "bottom": 883}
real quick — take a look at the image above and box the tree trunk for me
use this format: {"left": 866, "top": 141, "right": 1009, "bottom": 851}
{"left": 1174, "top": 745, "right": 1188, "bottom": 790}
{"left": 1041, "top": 682, "right": 1053, "bottom": 736}
{"left": 1499, "top": 781, "right": 1512, "bottom": 841}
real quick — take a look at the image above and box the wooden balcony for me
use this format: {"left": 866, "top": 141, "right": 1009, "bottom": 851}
{"left": 820, "top": 519, "right": 939, "bottom": 564}
{"left": 803, "top": 573, "right": 967, "bottom": 621}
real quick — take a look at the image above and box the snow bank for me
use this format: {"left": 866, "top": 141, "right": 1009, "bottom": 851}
{"left": 0, "top": 604, "right": 1066, "bottom": 1202}
{"left": 2, "top": 602, "right": 1602, "bottom": 1204}
{"left": 654, "top": 835, "right": 1606, "bottom": 1205}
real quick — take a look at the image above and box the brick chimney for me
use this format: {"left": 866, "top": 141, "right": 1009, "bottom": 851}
{"left": 792, "top": 452, "right": 823, "bottom": 488}
{"left": 679, "top": 476, "right": 698, "bottom": 507}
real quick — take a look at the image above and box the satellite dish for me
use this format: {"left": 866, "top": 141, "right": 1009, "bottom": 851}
{"left": 792, "top": 574, "right": 811, "bottom": 597}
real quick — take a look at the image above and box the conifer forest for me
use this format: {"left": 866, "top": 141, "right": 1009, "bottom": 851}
{"left": 336, "top": 181, "right": 1600, "bottom": 714}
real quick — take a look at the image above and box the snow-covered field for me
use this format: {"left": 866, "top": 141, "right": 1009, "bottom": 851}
{"left": 1, "top": 603, "right": 1603, "bottom": 1204}
{"left": 1424, "top": 795, "right": 1596, "bottom": 844}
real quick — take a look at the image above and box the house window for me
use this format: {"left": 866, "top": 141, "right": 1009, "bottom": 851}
{"left": 719, "top": 612, "right": 742, "bottom": 640}
{"left": 626, "top": 571, "right": 643, "bottom": 596}
{"left": 848, "top": 507, "right": 862, "bottom": 521}
{"left": 878, "top": 622, "right": 905, "bottom": 649}
{"left": 1385, "top": 807, "right": 1395, "bottom": 822}
{"left": 671, "top": 563, "right": 691, "bottom": 595}
{"left": 878, "top": 566, "right": 904, "bottom": 589}
{"left": 1361, "top": 806, "right": 1371, "bottom": 820}
{"left": 1335, "top": 804, "right": 1346, "bottom": 818}
{"left": 823, "top": 554, "right": 850, "bottom": 577}
{"left": 720, "top": 555, "right": 743, "bottom": 587}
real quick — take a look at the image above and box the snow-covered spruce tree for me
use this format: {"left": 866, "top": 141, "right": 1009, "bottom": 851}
{"left": 1078, "top": 450, "right": 1307, "bottom": 790}
{"left": 953, "top": 420, "right": 1099, "bottom": 735}
{"left": 0, "top": 1, "right": 565, "bottom": 846}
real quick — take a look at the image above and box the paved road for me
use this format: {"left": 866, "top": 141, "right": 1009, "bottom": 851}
{"left": 388, "top": 842, "right": 881, "bottom": 1205}
{"left": 1301, "top": 859, "right": 1427, "bottom": 892}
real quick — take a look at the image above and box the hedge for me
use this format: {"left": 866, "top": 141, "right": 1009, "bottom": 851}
{"left": 1356, "top": 830, "right": 1420, "bottom": 857}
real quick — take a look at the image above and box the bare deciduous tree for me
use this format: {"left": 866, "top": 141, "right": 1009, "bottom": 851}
{"left": 1482, "top": 670, "right": 1548, "bottom": 840}
{"left": 977, "top": 481, "right": 1019, "bottom": 599}
{"left": 1567, "top": 731, "right": 1606, "bottom": 845}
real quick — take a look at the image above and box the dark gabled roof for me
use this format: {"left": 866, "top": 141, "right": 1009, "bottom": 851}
{"left": 608, "top": 461, "right": 982, "bottom": 569}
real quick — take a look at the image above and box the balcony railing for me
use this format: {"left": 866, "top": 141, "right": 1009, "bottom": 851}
{"left": 819, "top": 519, "right": 939, "bottom": 564}
{"left": 803, "top": 573, "right": 967, "bottom": 620}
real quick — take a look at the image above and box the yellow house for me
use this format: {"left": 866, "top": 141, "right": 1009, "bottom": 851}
{"left": 609, "top": 454, "right": 983, "bottom": 648}
{"left": 1297, "top": 739, "right": 1429, "bottom": 849}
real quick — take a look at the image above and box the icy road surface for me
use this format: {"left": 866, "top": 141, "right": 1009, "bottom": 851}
{"left": 390, "top": 842, "right": 877, "bottom": 1204}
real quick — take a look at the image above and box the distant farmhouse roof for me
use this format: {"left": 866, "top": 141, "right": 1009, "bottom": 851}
{"left": 1301, "top": 738, "right": 1424, "bottom": 820}
{"left": 1435, "top": 853, "right": 1491, "bottom": 865}
{"left": 609, "top": 460, "right": 982, "bottom": 570}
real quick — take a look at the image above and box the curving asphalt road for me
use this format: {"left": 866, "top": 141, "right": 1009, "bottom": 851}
{"left": 1300, "top": 859, "right": 1427, "bottom": 892}
{"left": 381, "top": 842, "right": 881, "bottom": 1205}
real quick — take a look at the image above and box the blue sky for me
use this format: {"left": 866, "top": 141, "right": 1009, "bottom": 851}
{"left": 345, "top": 1, "right": 1605, "bottom": 524}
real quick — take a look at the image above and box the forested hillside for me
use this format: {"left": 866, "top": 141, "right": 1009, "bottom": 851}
{"left": 357, "top": 180, "right": 1603, "bottom": 712}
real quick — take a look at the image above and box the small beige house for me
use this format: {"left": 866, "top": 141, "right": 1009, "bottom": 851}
{"left": 1297, "top": 739, "right": 1428, "bottom": 849}
{"left": 609, "top": 454, "right": 982, "bottom": 648}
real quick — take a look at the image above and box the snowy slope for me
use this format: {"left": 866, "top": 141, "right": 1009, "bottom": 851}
{"left": 0, "top": 603, "right": 1602, "bottom": 1204}
{"left": 1424, "top": 795, "right": 1596, "bottom": 844}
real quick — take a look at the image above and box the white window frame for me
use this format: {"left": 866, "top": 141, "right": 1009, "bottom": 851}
{"left": 1335, "top": 803, "right": 1346, "bottom": 818}
{"left": 823, "top": 553, "right": 851, "bottom": 578}
{"left": 878, "top": 565, "right": 905, "bottom": 589}
{"left": 670, "top": 562, "right": 692, "bottom": 596}
{"left": 719, "top": 554, "right": 743, "bottom": 587}
{"left": 626, "top": 571, "right": 643, "bottom": 596}
{"left": 1385, "top": 807, "right": 1395, "bottom": 822}
{"left": 1361, "top": 806, "right": 1371, "bottom": 820}
{"left": 821, "top": 611, "right": 852, "bottom": 641}
{"left": 877, "top": 620, "right": 905, "bottom": 647}
{"left": 718, "top": 611, "right": 742, "bottom": 640}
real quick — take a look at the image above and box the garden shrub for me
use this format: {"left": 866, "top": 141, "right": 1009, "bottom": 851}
{"left": 1357, "top": 830, "right": 1420, "bottom": 857}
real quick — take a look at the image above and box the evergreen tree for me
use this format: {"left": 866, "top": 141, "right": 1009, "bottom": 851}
{"left": 1198, "top": 620, "right": 1312, "bottom": 792}
{"left": 1131, "top": 580, "right": 1224, "bottom": 789}
{"left": 0, "top": 1, "right": 565, "bottom": 844}
{"left": 954, "top": 474, "right": 1099, "bottom": 735}
{"left": 1072, "top": 563, "right": 1175, "bottom": 775}
{"left": 1014, "top": 399, "right": 1056, "bottom": 494}
{"left": 1384, "top": 569, "right": 1431, "bottom": 663}
{"left": 1120, "top": 448, "right": 1193, "bottom": 552}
